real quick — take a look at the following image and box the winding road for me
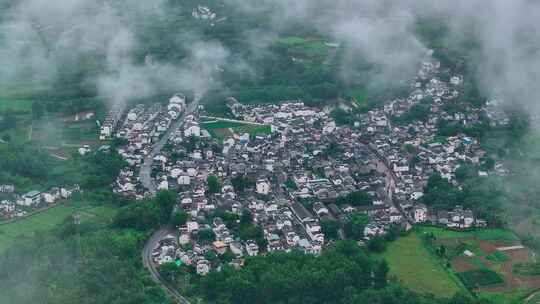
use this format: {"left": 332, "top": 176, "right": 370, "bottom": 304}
{"left": 140, "top": 95, "right": 199, "bottom": 304}
{"left": 142, "top": 227, "right": 191, "bottom": 304}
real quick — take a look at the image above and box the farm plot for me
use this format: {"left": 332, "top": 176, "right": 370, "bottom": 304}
{"left": 419, "top": 226, "right": 540, "bottom": 303}
{"left": 459, "top": 269, "right": 504, "bottom": 289}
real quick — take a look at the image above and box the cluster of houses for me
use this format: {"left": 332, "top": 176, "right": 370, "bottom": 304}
{"left": 138, "top": 100, "right": 419, "bottom": 274}
{"left": 108, "top": 50, "right": 512, "bottom": 275}
{"left": 99, "top": 104, "right": 126, "bottom": 141}
{"left": 112, "top": 94, "right": 187, "bottom": 197}
{"left": 0, "top": 184, "right": 79, "bottom": 220}
{"left": 191, "top": 5, "right": 226, "bottom": 26}
{"left": 349, "top": 53, "right": 506, "bottom": 227}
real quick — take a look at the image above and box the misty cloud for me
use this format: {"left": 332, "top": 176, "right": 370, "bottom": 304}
{"left": 0, "top": 0, "right": 231, "bottom": 106}
{"left": 1, "top": 0, "right": 540, "bottom": 114}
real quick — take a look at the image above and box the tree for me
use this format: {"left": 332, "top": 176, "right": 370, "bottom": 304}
{"left": 284, "top": 178, "right": 297, "bottom": 190}
{"left": 344, "top": 214, "right": 369, "bottom": 239}
{"left": 367, "top": 236, "right": 387, "bottom": 253}
{"left": 455, "top": 164, "right": 477, "bottom": 183}
{"left": 336, "top": 190, "right": 372, "bottom": 206}
{"left": 197, "top": 229, "right": 216, "bottom": 243}
{"left": 231, "top": 175, "right": 254, "bottom": 193}
{"left": 155, "top": 190, "right": 177, "bottom": 223}
{"left": 171, "top": 211, "right": 189, "bottom": 227}
{"left": 207, "top": 175, "right": 221, "bottom": 194}
{"left": 321, "top": 220, "right": 339, "bottom": 240}
{"left": 159, "top": 262, "right": 182, "bottom": 283}
{"left": 373, "top": 260, "right": 389, "bottom": 289}
{"left": 420, "top": 173, "right": 462, "bottom": 210}
{"left": 240, "top": 210, "right": 253, "bottom": 225}
{"left": 114, "top": 202, "right": 160, "bottom": 231}
{"left": 331, "top": 108, "right": 354, "bottom": 126}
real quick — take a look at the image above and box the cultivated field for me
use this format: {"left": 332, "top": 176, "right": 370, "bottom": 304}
{"left": 377, "top": 232, "right": 462, "bottom": 297}
{"left": 418, "top": 226, "right": 540, "bottom": 303}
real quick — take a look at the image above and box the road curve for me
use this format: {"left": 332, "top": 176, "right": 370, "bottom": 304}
{"left": 141, "top": 96, "right": 199, "bottom": 303}
{"left": 142, "top": 227, "right": 191, "bottom": 304}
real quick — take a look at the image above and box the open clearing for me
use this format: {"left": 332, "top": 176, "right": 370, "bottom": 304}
{"left": 202, "top": 119, "right": 271, "bottom": 142}
{"left": 376, "top": 232, "right": 462, "bottom": 297}
{"left": 419, "top": 226, "right": 519, "bottom": 241}
{"left": 0, "top": 202, "right": 117, "bottom": 253}
{"left": 348, "top": 87, "right": 368, "bottom": 105}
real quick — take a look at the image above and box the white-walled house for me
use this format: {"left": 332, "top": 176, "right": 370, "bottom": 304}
{"left": 256, "top": 179, "right": 271, "bottom": 195}
{"left": 413, "top": 204, "right": 428, "bottom": 223}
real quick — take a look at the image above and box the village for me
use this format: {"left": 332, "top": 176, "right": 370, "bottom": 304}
{"left": 0, "top": 183, "right": 79, "bottom": 221}
{"left": 98, "top": 50, "right": 510, "bottom": 276}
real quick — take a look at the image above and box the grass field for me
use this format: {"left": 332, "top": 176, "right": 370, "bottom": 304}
{"left": 479, "top": 290, "right": 530, "bottom": 304}
{"left": 202, "top": 119, "right": 271, "bottom": 142}
{"left": 0, "top": 202, "right": 117, "bottom": 253}
{"left": 275, "top": 36, "right": 331, "bottom": 64}
{"left": 348, "top": 87, "right": 368, "bottom": 105}
{"left": 376, "top": 232, "right": 462, "bottom": 297}
{"left": 418, "top": 226, "right": 519, "bottom": 241}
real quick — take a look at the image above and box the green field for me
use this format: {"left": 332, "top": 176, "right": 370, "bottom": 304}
{"left": 202, "top": 119, "right": 271, "bottom": 142}
{"left": 275, "top": 36, "right": 331, "bottom": 64}
{"left": 376, "top": 232, "right": 462, "bottom": 297}
{"left": 459, "top": 269, "right": 504, "bottom": 288}
{"left": 418, "top": 226, "right": 519, "bottom": 241}
{"left": 0, "top": 202, "right": 117, "bottom": 253}
{"left": 348, "top": 87, "right": 368, "bottom": 105}
{"left": 479, "top": 290, "right": 530, "bottom": 304}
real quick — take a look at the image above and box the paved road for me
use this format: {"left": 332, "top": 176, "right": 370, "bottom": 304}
{"left": 360, "top": 140, "right": 415, "bottom": 225}
{"left": 139, "top": 96, "right": 200, "bottom": 195}
{"left": 140, "top": 96, "right": 199, "bottom": 303}
{"left": 142, "top": 227, "right": 191, "bottom": 304}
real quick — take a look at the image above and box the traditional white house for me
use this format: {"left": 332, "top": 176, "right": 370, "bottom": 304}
{"left": 42, "top": 188, "right": 61, "bottom": 204}
{"left": 186, "top": 221, "right": 199, "bottom": 233}
{"left": 245, "top": 241, "right": 259, "bottom": 256}
{"left": 413, "top": 204, "right": 428, "bottom": 223}
{"left": 184, "top": 122, "right": 201, "bottom": 137}
{"left": 229, "top": 241, "right": 243, "bottom": 257}
{"left": 19, "top": 191, "right": 41, "bottom": 206}
{"left": 196, "top": 259, "right": 211, "bottom": 276}
{"left": 178, "top": 175, "right": 191, "bottom": 186}
{"left": 256, "top": 179, "right": 271, "bottom": 195}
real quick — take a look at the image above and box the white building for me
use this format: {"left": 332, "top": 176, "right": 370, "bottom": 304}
{"left": 245, "top": 241, "right": 259, "bottom": 256}
{"left": 19, "top": 191, "right": 41, "bottom": 206}
{"left": 256, "top": 179, "right": 271, "bottom": 195}
{"left": 413, "top": 204, "right": 428, "bottom": 223}
{"left": 178, "top": 175, "right": 191, "bottom": 186}
{"left": 184, "top": 122, "right": 201, "bottom": 137}
{"left": 196, "top": 259, "right": 211, "bottom": 276}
